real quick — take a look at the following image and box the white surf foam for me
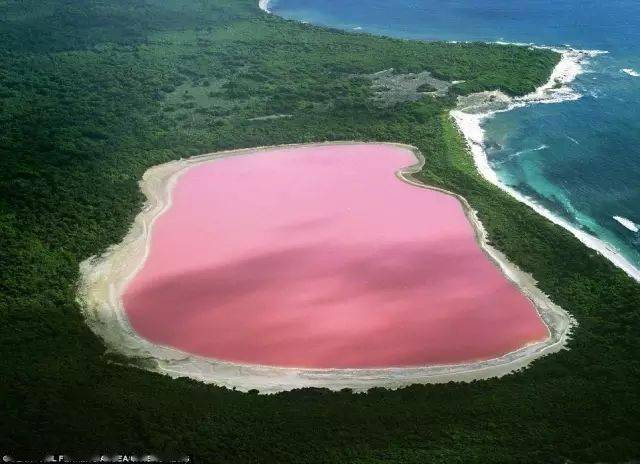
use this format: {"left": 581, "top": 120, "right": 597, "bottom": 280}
{"left": 452, "top": 47, "right": 640, "bottom": 282}
{"left": 492, "top": 145, "right": 548, "bottom": 166}
{"left": 614, "top": 216, "right": 639, "bottom": 233}
{"left": 621, "top": 68, "right": 640, "bottom": 77}
{"left": 515, "top": 144, "right": 547, "bottom": 157}
{"left": 258, "top": 0, "right": 271, "bottom": 13}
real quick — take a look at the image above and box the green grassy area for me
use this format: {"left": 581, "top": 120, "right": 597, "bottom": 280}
{"left": 1, "top": 1, "right": 639, "bottom": 462}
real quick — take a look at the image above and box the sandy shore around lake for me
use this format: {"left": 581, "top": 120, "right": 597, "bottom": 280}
{"left": 77, "top": 142, "right": 574, "bottom": 394}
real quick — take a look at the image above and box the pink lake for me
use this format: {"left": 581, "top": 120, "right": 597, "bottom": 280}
{"left": 123, "top": 144, "right": 548, "bottom": 368}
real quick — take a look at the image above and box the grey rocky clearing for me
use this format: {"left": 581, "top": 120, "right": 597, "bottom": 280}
{"left": 366, "top": 68, "right": 460, "bottom": 105}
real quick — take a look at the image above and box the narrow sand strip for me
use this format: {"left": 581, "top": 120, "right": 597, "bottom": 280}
{"left": 450, "top": 47, "right": 640, "bottom": 282}
{"left": 78, "top": 142, "right": 574, "bottom": 393}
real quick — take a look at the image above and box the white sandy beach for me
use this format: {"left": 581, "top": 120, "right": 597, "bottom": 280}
{"left": 258, "top": 0, "right": 271, "bottom": 13}
{"left": 78, "top": 142, "right": 574, "bottom": 394}
{"left": 451, "top": 47, "right": 640, "bottom": 282}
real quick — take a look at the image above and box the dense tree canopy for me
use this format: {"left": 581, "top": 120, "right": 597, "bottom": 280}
{"left": 1, "top": 0, "right": 638, "bottom": 462}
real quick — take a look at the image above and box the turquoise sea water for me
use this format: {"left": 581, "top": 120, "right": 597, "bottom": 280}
{"left": 267, "top": 0, "right": 640, "bottom": 275}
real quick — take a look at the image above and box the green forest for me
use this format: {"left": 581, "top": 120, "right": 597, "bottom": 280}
{"left": 1, "top": 0, "right": 639, "bottom": 462}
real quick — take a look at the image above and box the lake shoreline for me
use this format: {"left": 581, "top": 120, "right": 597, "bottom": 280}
{"left": 77, "top": 142, "right": 574, "bottom": 393}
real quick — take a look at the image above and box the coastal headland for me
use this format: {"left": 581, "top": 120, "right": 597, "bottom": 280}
{"left": 259, "top": 2, "right": 640, "bottom": 282}
{"left": 450, "top": 47, "right": 640, "bottom": 282}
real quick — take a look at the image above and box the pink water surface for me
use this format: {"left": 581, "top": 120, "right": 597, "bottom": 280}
{"left": 123, "top": 144, "right": 548, "bottom": 368}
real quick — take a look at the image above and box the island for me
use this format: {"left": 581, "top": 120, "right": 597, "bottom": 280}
{"left": 2, "top": 0, "right": 639, "bottom": 461}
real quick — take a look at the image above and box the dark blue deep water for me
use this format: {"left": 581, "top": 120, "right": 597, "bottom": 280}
{"left": 267, "top": 0, "right": 640, "bottom": 274}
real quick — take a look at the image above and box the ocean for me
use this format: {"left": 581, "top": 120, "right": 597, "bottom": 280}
{"left": 262, "top": 0, "right": 640, "bottom": 280}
